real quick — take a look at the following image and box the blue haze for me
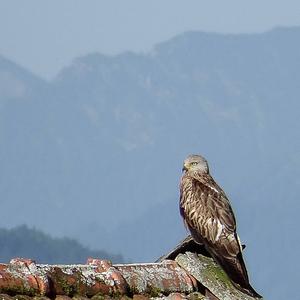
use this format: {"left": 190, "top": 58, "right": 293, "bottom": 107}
{"left": 0, "top": 27, "right": 299, "bottom": 299}
{"left": 1, "top": 0, "right": 300, "bottom": 78}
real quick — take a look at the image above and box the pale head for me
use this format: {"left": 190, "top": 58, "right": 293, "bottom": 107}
{"left": 182, "top": 154, "right": 209, "bottom": 174}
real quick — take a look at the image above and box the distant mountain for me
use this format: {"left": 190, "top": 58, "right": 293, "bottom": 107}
{"left": 0, "top": 225, "right": 123, "bottom": 264}
{"left": 0, "top": 26, "right": 300, "bottom": 300}
{"left": 0, "top": 56, "right": 46, "bottom": 101}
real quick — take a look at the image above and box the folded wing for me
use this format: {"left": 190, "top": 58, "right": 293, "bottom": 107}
{"left": 180, "top": 173, "right": 261, "bottom": 298}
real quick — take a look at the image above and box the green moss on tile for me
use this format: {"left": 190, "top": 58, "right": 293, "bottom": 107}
{"left": 0, "top": 286, "right": 37, "bottom": 297}
{"left": 145, "top": 286, "right": 162, "bottom": 298}
{"left": 197, "top": 254, "right": 232, "bottom": 288}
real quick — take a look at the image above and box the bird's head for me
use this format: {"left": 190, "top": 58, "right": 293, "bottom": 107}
{"left": 182, "top": 154, "right": 209, "bottom": 174}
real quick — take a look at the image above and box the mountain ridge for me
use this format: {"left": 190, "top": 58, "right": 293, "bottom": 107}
{"left": 0, "top": 26, "right": 299, "bottom": 300}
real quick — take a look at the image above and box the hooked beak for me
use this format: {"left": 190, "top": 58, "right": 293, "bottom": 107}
{"left": 182, "top": 165, "right": 188, "bottom": 173}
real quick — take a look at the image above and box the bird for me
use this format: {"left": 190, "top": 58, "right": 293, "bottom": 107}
{"left": 179, "top": 154, "right": 262, "bottom": 298}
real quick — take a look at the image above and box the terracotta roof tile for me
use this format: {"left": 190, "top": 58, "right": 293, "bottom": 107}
{"left": 0, "top": 257, "right": 197, "bottom": 300}
{"left": 0, "top": 237, "right": 263, "bottom": 300}
{"left": 115, "top": 261, "right": 196, "bottom": 296}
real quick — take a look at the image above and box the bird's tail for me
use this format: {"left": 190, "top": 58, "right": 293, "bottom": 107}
{"left": 213, "top": 251, "right": 262, "bottom": 298}
{"left": 231, "top": 280, "right": 262, "bottom": 298}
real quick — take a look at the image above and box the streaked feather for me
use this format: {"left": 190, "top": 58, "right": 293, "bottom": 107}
{"left": 180, "top": 162, "right": 262, "bottom": 298}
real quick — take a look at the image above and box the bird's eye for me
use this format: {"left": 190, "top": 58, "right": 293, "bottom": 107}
{"left": 191, "top": 162, "right": 198, "bottom": 166}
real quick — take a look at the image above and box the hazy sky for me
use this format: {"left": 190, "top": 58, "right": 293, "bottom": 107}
{"left": 1, "top": 0, "right": 300, "bottom": 79}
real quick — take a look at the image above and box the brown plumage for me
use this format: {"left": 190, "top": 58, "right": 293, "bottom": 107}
{"left": 180, "top": 154, "right": 261, "bottom": 298}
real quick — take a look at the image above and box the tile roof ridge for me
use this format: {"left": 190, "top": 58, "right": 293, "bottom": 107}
{"left": 0, "top": 257, "right": 196, "bottom": 299}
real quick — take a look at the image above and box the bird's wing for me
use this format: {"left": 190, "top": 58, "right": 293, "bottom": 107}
{"left": 180, "top": 173, "right": 237, "bottom": 244}
{"left": 180, "top": 173, "right": 256, "bottom": 294}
